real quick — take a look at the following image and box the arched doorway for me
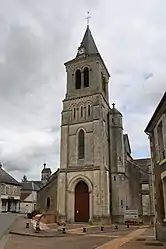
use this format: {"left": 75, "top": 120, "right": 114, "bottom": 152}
{"left": 75, "top": 181, "right": 89, "bottom": 222}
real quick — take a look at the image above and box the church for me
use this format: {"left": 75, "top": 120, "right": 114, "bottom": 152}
{"left": 37, "top": 25, "right": 153, "bottom": 224}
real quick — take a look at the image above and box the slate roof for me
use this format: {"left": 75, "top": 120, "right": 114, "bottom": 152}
{"left": 38, "top": 169, "right": 59, "bottom": 192}
{"left": 76, "top": 25, "right": 99, "bottom": 57}
{"left": 21, "top": 181, "right": 42, "bottom": 191}
{"left": 0, "top": 166, "right": 20, "bottom": 185}
{"left": 65, "top": 26, "right": 110, "bottom": 77}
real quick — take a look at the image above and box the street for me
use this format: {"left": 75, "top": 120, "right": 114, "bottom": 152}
{"left": 1, "top": 216, "right": 163, "bottom": 249}
{"left": 0, "top": 213, "right": 19, "bottom": 239}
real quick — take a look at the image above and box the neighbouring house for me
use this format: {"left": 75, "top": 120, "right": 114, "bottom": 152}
{"left": 145, "top": 91, "right": 166, "bottom": 241}
{"left": 133, "top": 158, "right": 154, "bottom": 223}
{"left": 20, "top": 164, "right": 51, "bottom": 214}
{"left": 20, "top": 181, "right": 41, "bottom": 213}
{"left": 123, "top": 135, "right": 154, "bottom": 222}
{"left": 0, "top": 163, "right": 21, "bottom": 212}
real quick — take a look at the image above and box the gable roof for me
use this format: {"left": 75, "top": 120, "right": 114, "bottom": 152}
{"left": 0, "top": 166, "right": 20, "bottom": 185}
{"left": 21, "top": 181, "right": 41, "bottom": 191}
{"left": 38, "top": 169, "right": 59, "bottom": 192}
{"left": 145, "top": 91, "right": 166, "bottom": 133}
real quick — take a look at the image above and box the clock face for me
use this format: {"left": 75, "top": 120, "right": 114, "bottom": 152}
{"left": 78, "top": 47, "right": 85, "bottom": 55}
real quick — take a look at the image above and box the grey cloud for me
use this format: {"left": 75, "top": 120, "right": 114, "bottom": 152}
{"left": 0, "top": 0, "right": 166, "bottom": 179}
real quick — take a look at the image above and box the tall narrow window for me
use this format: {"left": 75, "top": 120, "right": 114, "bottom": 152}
{"left": 81, "top": 106, "right": 83, "bottom": 118}
{"left": 46, "top": 197, "right": 50, "bottom": 209}
{"left": 73, "top": 107, "right": 76, "bottom": 119}
{"left": 78, "top": 129, "right": 85, "bottom": 159}
{"left": 84, "top": 67, "right": 89, "bottom": 87}
{"left": 88, "top": 105, "right": 91, "bottom": 116}
{"left": 101, "top": 72, "right": 106, "bottom": 94}
{"left": 157, "top": 121, "right": 165, "bottom": 160}
{"left": 75, "top": 70, "right": 81, "bottom": 89}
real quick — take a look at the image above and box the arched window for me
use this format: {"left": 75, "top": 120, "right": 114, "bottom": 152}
{"left": 78, "top": 129, "right": 85, "bottom": 159}
{"left": 88, "top": 105, "right": 91, "bottom": 116}
{"left": 73, "top": 107, "right": 76, "bottom": 119}
{"left": 75, "top": 70, "right": 81, "bottom": 89}
{"left": 80, "top": 106, "right": 83, "bottom": 118}
{"left": 46, "top": 197, "right": 51, "bottom": 209}
{"left": 83, "top": 67, "right": 89, "bottom": 87}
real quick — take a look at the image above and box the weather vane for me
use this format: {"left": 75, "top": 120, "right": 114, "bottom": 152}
{"left": 86, "top": 11, "right": 91, "bottom": 26}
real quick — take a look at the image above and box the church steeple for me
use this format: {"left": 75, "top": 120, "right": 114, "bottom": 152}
{"left": 76, "top": 25, "right": 99, "bottom": 57}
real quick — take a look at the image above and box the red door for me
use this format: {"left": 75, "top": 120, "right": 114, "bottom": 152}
{"left": 75, "top": 181, "right": 89, "bottom": 222}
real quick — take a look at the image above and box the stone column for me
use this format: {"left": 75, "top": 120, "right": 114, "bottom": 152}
{"left": 57, "top": 173, "right": 67, "bottom": 221}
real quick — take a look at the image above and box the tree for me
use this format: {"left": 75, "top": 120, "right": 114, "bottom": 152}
{"left": 22, "top": 175, "right": 28, "bottom": 182}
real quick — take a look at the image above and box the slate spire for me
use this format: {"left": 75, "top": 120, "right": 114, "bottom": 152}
{"left": 76, "top": 25, "right": 99, "bottom": 57}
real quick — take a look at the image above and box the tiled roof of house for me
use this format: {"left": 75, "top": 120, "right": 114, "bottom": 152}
{"left": 0, "top": 165, "right": 20, "bottom": 185}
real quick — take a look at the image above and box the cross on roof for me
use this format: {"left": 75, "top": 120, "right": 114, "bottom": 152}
{"left": 85, "top": 11, "right": 91, "bottom": 26}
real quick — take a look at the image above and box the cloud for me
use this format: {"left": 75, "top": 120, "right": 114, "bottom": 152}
{"left": 0, "top": 0, "right": 165, "bottom": 180}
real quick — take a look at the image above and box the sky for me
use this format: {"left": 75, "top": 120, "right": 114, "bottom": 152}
{"left": 0, "top": 0, "right": 165, "bottom": 181}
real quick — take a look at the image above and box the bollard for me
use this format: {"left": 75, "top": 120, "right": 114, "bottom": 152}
{"left": 101, "top": 226, "right": 104, "bottom": 231}
{"left": 35, "top": 223, "right": 40, "bottom": 233}
{"left": 62, "top": 227, "right": 66, "bottom": 234}
{"left": 26, "top": 222, "right": 29, "bottom": 228}
{"left": 83, "top": 227, "right": 87, "bottom": 233}
{"left": 127, "top": 224, "right": 129, "bottom": 228}
{"left": 115, "top": 225, "right": 118, "bottom": 230}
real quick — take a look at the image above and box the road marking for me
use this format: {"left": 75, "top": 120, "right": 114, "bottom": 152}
{"left": 95, "top": 228, "right": 148, "bottom": 249}
{"left": 85, "top": 234, "right": 120, "bottom": 238}
{"left": 0, "top": 234, "right": 9, "bottom": 249}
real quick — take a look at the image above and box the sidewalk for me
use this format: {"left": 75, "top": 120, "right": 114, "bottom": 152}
{"left": 9, "top": 216, "right": 147, "bottom": 237}
{"left": 9, "top": 216, "right": 65, "bottom": 237}
{"left": 3, "top": 220, "right": 164, "bottom": 249}
{"left": 120, "top": 227, "right": 166, "bottom": 249}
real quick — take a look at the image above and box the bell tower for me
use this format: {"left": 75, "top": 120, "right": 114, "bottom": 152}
{"left": 65, "top": 25, "right": 110, "bottom": 102}
{"left": 57, "top": 24, "right": 111, "bottom": 223}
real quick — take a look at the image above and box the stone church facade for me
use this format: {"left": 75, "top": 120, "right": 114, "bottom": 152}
{"left": 37, "top": 25, "right": 153, "bottom": 224}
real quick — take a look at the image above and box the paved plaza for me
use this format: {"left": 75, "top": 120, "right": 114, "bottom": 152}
{"left": 0, "top": 217, "right": 166, "bottom": 249}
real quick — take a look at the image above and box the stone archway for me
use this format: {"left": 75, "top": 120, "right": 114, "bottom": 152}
{"left": 75, "top": 181, "right": 89, "bottom": 222}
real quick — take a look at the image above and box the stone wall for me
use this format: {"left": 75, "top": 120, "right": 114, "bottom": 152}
{"left": 37, "top": 172, "right": 58, "bottom": 217}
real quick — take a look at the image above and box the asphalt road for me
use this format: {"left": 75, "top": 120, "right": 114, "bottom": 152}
{"left": 0, "top": 213, "right": 19, "bottom": 239}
